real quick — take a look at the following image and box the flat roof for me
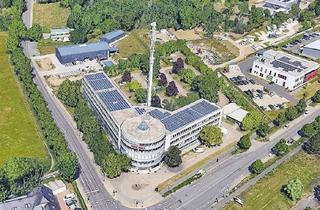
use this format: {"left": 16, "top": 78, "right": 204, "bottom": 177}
{"left": 223, "top": 103, "right": 240, "bottom": 115}
{"left": 57, "top": 42, "right": 110, "bottom": 57}
{"left": 303, "top": 39, "right": 320, "bottom": 50}
{"left": 227, "top": 109, "right": 248, "bottom": 123}
{"left": 255, "top": 50, "right": 319, "bottom": 77}
{"left": 50, "top": 28, "right": 72, "bottom": 34}
{"left": 84, "top": 72, "right": 221, "bottom": 134}
{"left": 101, "top": 30, "right": 124, "bottom": 41}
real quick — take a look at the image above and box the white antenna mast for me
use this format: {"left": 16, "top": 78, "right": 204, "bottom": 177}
{"left": 147, "top": 22, "right": 156, "bottom": 107}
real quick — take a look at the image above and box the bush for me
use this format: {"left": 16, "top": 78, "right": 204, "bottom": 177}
{"left": 128, "top": 80, "right": 141, "bottom": 92}
{"left": 199, "top": 125, "right": 223, "bottom": 146}
{"left": 122, "top": 71, "right": 131, "bottom": 83}
{"left": 135, "top": 88, "right": 147, "bottom": 103}
{"left": 238, "top": 134, "right": 251, "bottom": 150}
{"left": 256, "top": 122, "right": 270, "bottom": 137}
{"left": 249, "top": 159, "right": 264, "bottom": 174}
{"left": 283, "top": 178, "right": 304, "bottom": 201}
{"left": 172, "top": 57, "right": 184, "bottom": 74}
{"left": 151, "top": 95, "right": 161, "bottom": 108}
{"left": 158, "top": 73, "right": 168, "bottom": 87}
{"left": 178, "top": 68, "right": 196, "bottom": 84}
{"left": 166, "top": 81, "right": 179, "bottom": 96}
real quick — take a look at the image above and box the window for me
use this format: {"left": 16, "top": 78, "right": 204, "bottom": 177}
{"left": 25, "top": 203, "right": 32, "bottom": 208}
{"left": 278, "top": 74, "right": 287, "bottom": 80}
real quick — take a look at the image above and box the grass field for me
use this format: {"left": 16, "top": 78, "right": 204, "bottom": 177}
{"left": 38, "top": 39, "right": 72, "bottom": 55}
{"left": 295, "top": 79, "right": 320, "bottom": 100}
{"left": 114, "top": 29, "right": 149, "bottom": 58}
{"left": 33, "top": 2, "right": 70, "bottom": 29}
{"left": 0, "top": 33, "right": 50, "bottom": 167}
{"left": 224, "top": 152, "right": 320, "bottom": 210}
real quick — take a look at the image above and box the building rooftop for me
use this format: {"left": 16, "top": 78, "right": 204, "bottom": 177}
{"left": 50, "top": 28, "right": 72, "bottom": 34}
{"left": 84, "top": 72, "right": 221, "bottom": 134}
{"left": 101, "top": 30, "right": 124, "bottom": 42}
{"left": 255, "top": 50, "right": 320, "bottom": 77}
{"left": 57, "top": 42, "right": 110, "bottom": 57}
{"left": 303, "top": 39, "right": 320, "bottom": 50}
{"left": 121, "top": 116, "right": 166, "bottom": 144}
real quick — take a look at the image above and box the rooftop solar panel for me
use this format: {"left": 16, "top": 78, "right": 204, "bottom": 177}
{"left": 98, "top": 90, "right": 130, "bottom": 112}
{"left": 190, "top": 101, "right": 218, "bottom": 116}
{"left": 135, "top": 107, "right": 146, "bottom": 115}
{"left": 161, "top": 116, "right": 186, "bottom": 132}
{"left": 174, "top": 108, "right": 202, "bottom": 124}
{"left": 87, "top": 78, "right": 113, "bottom": 91}
{"left": 149, "top": 109, "right": 171, "bottom": 120}
{"left": 84, "top": 73, "right": 106, "bottom": 81}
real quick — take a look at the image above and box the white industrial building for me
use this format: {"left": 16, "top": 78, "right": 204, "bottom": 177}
{"left": 50, "top": 28, "right": 73, "bottom": 42}
{"left": 251, "top": 50, "right": 319, "bottom": 90}
{"left": 301, "top": 39, "right": 320, "bottom": 59}
{"left": 223, "top": 103, "right": 248, "bottom": 125}
{"left": 263, "top": 0, "right": 298, "bottom": 14}
{"left": 82, "top": 72, "right": 222, "bottom": 170}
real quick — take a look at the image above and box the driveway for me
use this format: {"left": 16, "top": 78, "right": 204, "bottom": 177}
{"left": 238, "top": 56, "right": 298, "bottom": 105}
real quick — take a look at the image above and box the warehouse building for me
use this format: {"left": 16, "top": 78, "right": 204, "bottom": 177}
{"left": 263, "top": 0, "right": 298, "bottom": 14}
{"left": 301, "top": 39, "right": 320, "bottom": 59}
{"left": 100, "top": 30, "right": 126, "bottom": 43}
{"left": 83, "top": 71, "right": 222, "bottom": 171}
{"left": 251, "top": 50, "right": 320, "bottom": 90}
{"left": 56, "top": 42, "right": 111, "bottom": 64}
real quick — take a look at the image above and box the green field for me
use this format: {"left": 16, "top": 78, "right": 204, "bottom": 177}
{"left": 38, "top": 39, "right": 72, "bottom": 55}
{"left": 33, "top": 2, "right": 70, "bottom": 29}
{"left": 295, "top": 78, "right": 320, "bottom": 100}
{"left": 114, "top": 29, "right": 150, "bottom": 58}
{"left": 224, "top": 152, "right": 320, "bottom": 210}
{"left": 0, "top": 33, "right": 50, "bottom": 167}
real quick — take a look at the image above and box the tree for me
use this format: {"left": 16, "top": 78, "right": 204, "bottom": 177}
{"left": 290, "top": 4, "right": 301, "bottom": 19}
{"left": 27, "top": 24, "right": 42, "bottom": 41}
{"left": 57, "top": 79, "right": 81, "bottom": 107}
{"left": 0, "top": 169, "right": 8, "bottom": 202}
{"left": 104, "top": 154, "right": 122, "bottom": 178}
{"left": 285, "top": 106, "right": 299, "bottom": 121}
{"left": 274, "top": 112, "right": 287, "bottom": 126}
{"left": 284, "top": 178, "right": 304, "bottom": 201}
{"left": 238, "top": 134, "right": 251, "bottom": 150}
{"left": 158, "top": 73, "right": 168, "bottom": 87}
{"left": 241, "top": 111, "right": 262, "bottom": 131}
{"left": 273, "top": 139, "right": 289, "bottom": 156}
{"left": 296, "top": 99, "right": 307, "bottom": 113}
{"left": 135, "top": 88, "right": 147, "bottom": 103}
{"left": 303, "top": 132, "right": 320, "bottom": 155}
{"left": 314, "top": 185, "right": 320, "bottom": 202}
{"left": 172, "top": 57, "right": 184, "bottom": 74}
{"left": 128, "top": 80, "right": 141, "bottom": 92}
{"left": 70, "top": 27, "right": 87, "bottom": 44}
{"left": 58, "top": 152, "right": 79, "bottom": 182}
{"left": 312, "top": 90, "right": 320, "bottom": 103}
{"left": 191, "top": 72, "right": 220, "bottom": 103}
{"left": 178, "top": 68, "right": 196, "bottom": 84}
{"left": 301, "top": 123, "right": 316, "bottom": 137}
{"left": 164, "top": 146, "right": 182, "bottom": 168}
{"left": 166, "top": 81, "right": 179, "bottom": 96}
{"left": 122, "top": 71, "right": 132, "bottom": 83}
{"left": 249, "top": 159, "right": 264, "bottom": 174}
{"left": 199, "top": 125, "right": 223, "bottom": 146}
{"left": 151, "top": 95, "right": 161, "bottom": 108}
{"left": 256, "top": 122, "right": 270, "bottom": 137}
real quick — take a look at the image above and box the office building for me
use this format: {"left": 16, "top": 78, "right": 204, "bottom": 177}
{"left": 100, "top": 30, "right": 125, "bottom": 43}
{"left": 82, "top": 72, "right": 222, "bottom": 170}
{"left": 251, "top": 50, "right": 319, "bottom": 90}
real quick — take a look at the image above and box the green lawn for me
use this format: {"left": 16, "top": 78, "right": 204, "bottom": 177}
{"left": 114, "top": 29, "right": 150, "bottom": 58}
{"left": 295, "top": 79, "right": 320, "bottom": 100}
{"left": 38, "top": 39, "right": 72, "bottom": 55}
{"left": 33, "top": 2, "right": 70, "bottom": 29}
{"left": 0, "top": 33, "right": 50, "bottom": 167}
{"left": 224, "top": 152, "right": 320, "bottom": 210}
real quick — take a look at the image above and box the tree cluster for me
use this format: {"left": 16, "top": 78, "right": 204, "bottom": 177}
{"left": 274, "top": 99, "right": 307, "bottom": 126}
{"left": 178, "top": 68, "right": 196, "bottom": 85}
{"left": 7, "top": 10, "right": 79, "bottom": 183}
{"left": 0, "top": 157, "right": 43, "bottom": 202}
{"left": 302, "top": 116, "right": 320, "bottom": 155}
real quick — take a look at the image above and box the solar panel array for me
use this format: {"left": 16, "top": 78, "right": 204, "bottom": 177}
{"left": 97, "top": 90, "right": 130, "bottom": 111}
{"left": 271, "top": 56, "right": 307, "bottom": 73}
{"left": 160, "top": 100, "right": 219, "bottom": 132}
{"left": 84, "top": 72, "right": 105, "bottom": 81}
{"left": 88, "top": 78, "right": 113, "bottom": 91}
{"left": 149, "top": 109, "right": 171, "bottom": 120}
{"left": 135, "top": 107, "right": 146, "bottom": 115}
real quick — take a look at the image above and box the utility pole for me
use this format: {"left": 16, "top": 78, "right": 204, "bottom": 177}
{"left": 147, "top": 22, "right": 156, "bottom": 107}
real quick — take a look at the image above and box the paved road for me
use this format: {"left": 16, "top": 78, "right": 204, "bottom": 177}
{"left": 293, "top": 195, "right": 319, "bottom": 210}
{"left": 238, "top": 56, "right": 298, "bottom": 104}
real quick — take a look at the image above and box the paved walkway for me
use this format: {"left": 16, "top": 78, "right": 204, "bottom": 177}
{"left": 292, "top": 195, "right": 320, "bottom": 210}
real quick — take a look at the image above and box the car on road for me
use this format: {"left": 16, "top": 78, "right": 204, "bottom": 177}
{"left": 284, "top": 124, "right": 289, "bottom": 128}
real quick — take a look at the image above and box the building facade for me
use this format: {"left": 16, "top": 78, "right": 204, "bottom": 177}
{"left": 100, "top": 30, "right": 125, "bottom": 43}
{"left": 251, "top": 50, "right": 319, "bottom": 90}
{"left": 50, "top": 28, "right": 72, "bottom": 42}
{"left": 82, "top": 72, "right": 222, "bottom": 170}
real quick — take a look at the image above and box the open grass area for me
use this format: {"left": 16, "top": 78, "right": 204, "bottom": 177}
{"left": 33, "top": 2, "right": 70, "bottom": 29}
{"left": 224, "top": 152, "right": 320, "bottom": 210}
{"left": 295, "top": 79, "right": 320, "bottom": 100}
{"left": 114, "top": 29, "right": 149, "bottom": 58}
{"left": 38, "top": 39, "right": 72, "bottom": 55}
{"left": 0, "top": 33, "right": 50, "bottom": 167}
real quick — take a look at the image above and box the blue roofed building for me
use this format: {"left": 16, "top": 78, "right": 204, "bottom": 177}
{"left": 56, "top": 42, "right": 111, "bottom": 64}
{"left": 83, "top": 71, "right": 222, "bottom": 171}
{"left": 100, "top": 30, "right": 125, "bottom": 43}
{"left": 301, "top": 39, "right": 320, "bottom": 59}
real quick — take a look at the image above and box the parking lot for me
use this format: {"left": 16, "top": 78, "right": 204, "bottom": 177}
{"left": 282, "top": 32, "right": 320, "bottom": 59}
{"left": 224, "top": 66, "right": 288, "bottom": 111}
